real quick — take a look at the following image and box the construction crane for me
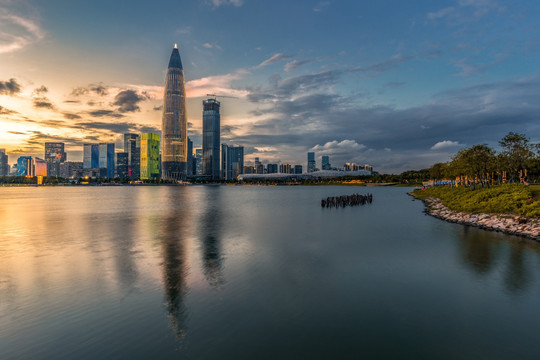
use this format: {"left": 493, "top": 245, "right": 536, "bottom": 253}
{"left": 206, "top": 93, "right": 238, "bottom": 100}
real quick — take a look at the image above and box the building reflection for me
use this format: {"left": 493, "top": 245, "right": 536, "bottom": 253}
{"left": 155, "top": 189, "right": 191, "bottom": 342}
{"left": 504, "top": 242, "right": 531, "bottom": 293}
{"left": 200, "top": 187, "right": 225, "bottom": 287}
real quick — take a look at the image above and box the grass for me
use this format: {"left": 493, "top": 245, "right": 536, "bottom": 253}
{"left": 412, "top": 184, "right": 540, "bottom": 218}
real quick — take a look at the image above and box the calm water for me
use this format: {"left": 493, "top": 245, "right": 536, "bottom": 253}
{"left": 1, "top": 186, "right": 540, "bottom": 359}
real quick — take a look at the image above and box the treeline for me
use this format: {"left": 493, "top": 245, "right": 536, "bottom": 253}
{"left": 427, "top": 132, "right": 540, "bottom": 185}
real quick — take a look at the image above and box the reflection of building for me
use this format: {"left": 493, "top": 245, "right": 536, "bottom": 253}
{"left": 322, "top": 155, "right": 330, "bottom": 170}
{"left": 83, "top": 144, "right": 99, "bottom": 169}
{"left": 203, "top": 98, "right": 220, "bottom": 180}
{"left": 124, "top": 133, "right": 140, "bottom": 179}
{"left": 34, "top": 157, "right": 47, "bottom": 176}
{"left": 0, "top": 149, "right": 9, "bottom": 176}
{"left": 98, "top": 143, "right": 115, "bottom": 178}
{"left": 17, "top": 156, "right": 33, "bottom": 176}
{"left": 200, "top": 187, "right": 224, "bottom": 287}
{"left": 140, "top": 133, "right": 160, "bottom": 180}
{"left": 60, "top": 161, "right": 83, "bottom": 179}
{"left": 162, "top": 44, "right": 188, "bottom": 180}
{"left": 307, "top": 152, "right": 316, "bottom": 172}
{"left": 222, "top": 144, "right": 244, "bottom": 180}
{"left": 45, "top": 142, "right": 66, "bottom": 177}
{"left": 115, "top": 152, "right": 129, "bottom": 178}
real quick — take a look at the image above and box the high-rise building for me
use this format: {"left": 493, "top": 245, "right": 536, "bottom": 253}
{"left": 267, "top": 163, "right": 278, "bottom": 174}
{"left": 254, "top": 157, "right": 264, "bottom": 174}
{"left": 124, "top": 133, "right": 140, "bottom": 179}
{"left": 140, "top": 133, "right": 160, "bottom": 180}
{"left": 294, "top": 165, "right": 303, "bottom": 174}
{"left": 98, "top": 143, "right": 115, "bottom": 178}
{"left": 60, "top": 161, "right": 83, "bottom": 179}
{"left": 44, "top": 142, "right": 66, "bottom": 177}
{"left": 203, "top": 98, "right": 220, "bottom": 180}
{"left": 322, "top": 155, "right": 330, "bottom": 170}
{"left": 34, "top": 158, "right": 47, "bottom": 176}
{"left": 162, "top": 44, "right": 188, "bottom": 180}
{"left": 307, "top": 152, "right": 316, "bottom": 172}
{"left": 221, "top": 144, "right": 244, "bottom": 180}
{"left": 83, "top": 144, "right": 99, "bottom": 169}
{"left": 115, "top": 152, "right": 129, "bottom": 178}
{"left": 195, "top": 148, "right": 203, "bottom": 175}
{"left": 187, "top": 137, "right": 194, "bottom": 176}
{"left": 0, "top": 149, "right": 9, "bottom": 176}
{"left": 17, "top": 156, "right": 33, "bottom": 176}
{"left": 279, "top": 163, "right": 292, "bottom": 174}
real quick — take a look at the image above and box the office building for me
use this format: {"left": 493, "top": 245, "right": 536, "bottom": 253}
{"left": 195, "top": 148, "right": 203, "bottom": 175}
{"left": 187, "top": 137, "right": 195, "bottom": 176}
{"left": 279, "top": 163, "right": 292, "bottom": 174}
{"left": 115, "top": 152, "right": 129, "bottom": 178}
{"left": 17, "top": 156, "right": 33, "bottom": 176}
{"left": 307, "top": 152, "right": 316, "bottom": 173}
{"left": 140, "top": 133, "right": 160, "bottom": 180}
{"left": 294, "top": 165, "right": 303, "bottom": 174}
{"left": 203, "top": 98, "right": 220, "bottom": 180}
{"left": 45, "top": 142, "right": 66, "bottom": 177}
{"left": 162, "top": 44, "right": 188, "bottom": 180}
{"left": 98, "top": 143, "right": 115, "bottom": 178}
{"left": 34, "top": 158, "right": 47, "bottom": 176}
{"left": 83, "top": 144, "right": 99, "bottom": 169}
{"left": 60, "top": 161, "right": 83, "bottom": 179}
{"left": 267, "top": 163, "right": 278, "bottom": 174}
{"left": 322, "top": 155, "right": 330, "bottom": 170}
{"left": 124, "top": 133, "right": 140, "bottom": 179}
{"left": 254, "top": 157, "right": 264, "bottom": 174}
{"left": 243, "top": 165, "right": 255, "bottom": 174}
{"left": 0, "top": 149, "right": 9, "bottom": 176}
{"left": 221, "top": 144, "right": 244, "bottom": 180}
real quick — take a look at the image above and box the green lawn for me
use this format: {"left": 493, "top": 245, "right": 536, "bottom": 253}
{"left": 412, "top": 184, "right": 540, "bottom": 218}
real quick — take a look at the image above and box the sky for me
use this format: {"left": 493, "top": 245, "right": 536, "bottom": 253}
{"left": 1, "top": 0, "right": 539, "bottom": 173}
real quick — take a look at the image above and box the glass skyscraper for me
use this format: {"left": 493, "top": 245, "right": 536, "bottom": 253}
{"left": 98, "top": 143, "right": 115, "bottom": 178}
{"left": 322, "top": 155, "right": 330, "bottom": 170}
{"left": 83, "top": 144, "right": 99, "bottom": 169}
{"left": 0, "top": 149, "right": 9, "bottom": 176}
{"left": 17, "top": 156, "right": 33, "bottom": 176}
{"left": 161, "top": 44, "right": 188, "bottom": 180}
{"left": 307, "top": 152, "right": 316, "bottom": 172}
{"left": 115, "top": 152, "right": 129, "bottom": 178}
{"left": 140, "top": 133, "right": 161, "bottom": 180}
{"left": 221, "top": 144, "right": 244, "bottom": 180}
{"left": 124, "top": 133, "right": 140, "bottom": 179}
{"left": 203, "top": 98, "right": 221, "bottom": 180}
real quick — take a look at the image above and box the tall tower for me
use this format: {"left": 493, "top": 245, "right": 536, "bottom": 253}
{"left": 162, "top": 43, "right": 188, "bottom": 180}
{"left": 202, "top": 98, "right": 221, "bottom": 180}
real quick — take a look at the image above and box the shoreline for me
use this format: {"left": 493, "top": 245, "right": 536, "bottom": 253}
{"left": 410, "top": 193, "right": 540, "bottom": 241}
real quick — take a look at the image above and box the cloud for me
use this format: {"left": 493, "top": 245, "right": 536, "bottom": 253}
{"left": 185, "top": 70, "right": 249, "bottom": 98}
{"left": 153, "top": 105, "right": 163, "bottom": 111}
{"left": 33, "top": 85, "right": 48, "bottom": 95}
{"left": 431, "top": 140, "right": 464, "bottom": 150}
{"left": 0, "top": 78, "right": 22, "bottom": 95}
{"left": 311, "top": 140, "right": 367, "bottom": 154}
{"left": 70, "top": 83, "right": 109, "bottom": 97}
{"left": 313, "top": 1, "right": 330, "bottom": 12}
{"left": 112, "top": 89, "right": 148, "bottom": 112}
{"left": 32, "top": 97, "right": 55, "bottom": 110}
{"left": 256, "top": 53, "right": 293, "bottom": 68}
{"left": 427, "top": 7, "right": 455, "bottom": 20}
{"left": 0, "top": 10, "right": 44, "bottom": 53}
{"left": 202, "top": 42, "right": 223, "bottom": 50}
{"left": 350, "top": 53, "right": 412, "bottom": 75}
{"left": 210, "top": 0, "right": 243, "bottom": 7}
{"left": 88, "top": 109, "right": 124, "bottom": 118}
{"left": 63, "top": 112, "right": 82, "bottom": 120}
{"left": 284, "top": 59, "right": 314, "bottom": 72}
{"left": 0, "top": 105, "right": 18, "bottom": 115}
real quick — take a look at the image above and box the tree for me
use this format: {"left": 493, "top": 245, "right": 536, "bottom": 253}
{"left": 499, "top": 132, "right": 534, "bottom": 176}
{"left": 450, "top": 144, "right": 495, "bottom": 185}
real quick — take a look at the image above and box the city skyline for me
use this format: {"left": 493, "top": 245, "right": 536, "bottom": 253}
{"left": 1, "top": 1, "right": 540, "bottom": 173}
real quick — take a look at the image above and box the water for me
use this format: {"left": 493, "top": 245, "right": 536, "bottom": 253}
{"left": 1, "top": 186, "right": 540, "bottom": 359}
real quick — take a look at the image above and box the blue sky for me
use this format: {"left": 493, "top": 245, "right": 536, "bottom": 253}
{"left": 1, "top": 0, "right": 539, "bottom": 172}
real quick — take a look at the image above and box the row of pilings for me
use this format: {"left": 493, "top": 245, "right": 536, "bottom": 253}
{"left": 321, "top": 193, "right": 373, "bottom": 208}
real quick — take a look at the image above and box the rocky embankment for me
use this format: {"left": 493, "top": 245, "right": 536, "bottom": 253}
{"left": 418, "top": 197, "right": 540, "bottom": 240}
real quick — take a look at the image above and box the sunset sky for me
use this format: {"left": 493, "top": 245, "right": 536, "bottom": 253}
{"left": 1, "top": 0, "right": 539, "bottom": 172}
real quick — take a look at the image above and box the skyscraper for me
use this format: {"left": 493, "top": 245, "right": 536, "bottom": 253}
{"left": 0, "top": 149, "right": 9, "bottom": 176}
{"left": 322, "top": 155, "right": 330, "bottom": 170}
{"left": 140, "top": 133, "right": 161, "bottom": 180}
{"left": 98, "top": 143, "right": 115, "bottom": 178}
{"left": 34, "top": 158, "right": 47, "bottom": 176}
{"left": 45, "top": 142, "right": 66, "bottom": 177}
{"left": 162, "top": 44, "right": 188, "bottom": 180}
{"left": 203, "top": 98, "right": 220, "bottom": 180}
{"left": 124, "top": 133, "right": 140, "bottom": 179}
{"left": 83, "top": 144, "right": 99, "bottom": 169}
{"left": 221, "top": 144, "right": 244, "bottom": 180}
{"left": 307, "top": 152, "right": 316, "bottom": 172}
{"left": 17, "top": 156, "right": 33, "bottom": 176}
{"left": 115, "top": 152, "right": 129, "bottom": 178}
